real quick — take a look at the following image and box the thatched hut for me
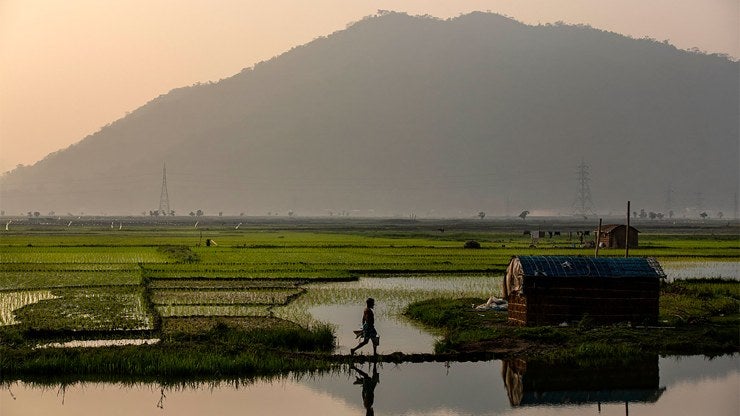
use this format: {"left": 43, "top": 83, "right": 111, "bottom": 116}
{"left": 597, "top": 224, "right": 639, "bottom": 248}
{"left": 505, "top": 256, "right": 664, "bottom": 326}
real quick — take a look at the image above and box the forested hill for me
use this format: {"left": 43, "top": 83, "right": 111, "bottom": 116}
{"left": 2, "top": 12, "right": 737, "bottom": 217}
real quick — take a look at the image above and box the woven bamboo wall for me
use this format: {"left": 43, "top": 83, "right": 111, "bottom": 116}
{"left": 507, "top": 276, "right": 659, "bottom": 326}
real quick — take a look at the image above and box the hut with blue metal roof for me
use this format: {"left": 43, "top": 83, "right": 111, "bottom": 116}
{"left": 505, "top": 256, "right": 665, "bottom": 326}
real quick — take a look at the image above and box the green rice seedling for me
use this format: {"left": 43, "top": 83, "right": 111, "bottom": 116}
{"left": 148, "top": 279, "right": 304, "bottom": 290}
{"left": 0, "top": 270, "right": 142, "bottom": 291}
{"left": 0, "top": 290, "right": 58, "bottom": 326}
{"left": 0, "top": 246, "right": 167, "bottom": 264}
{"left": 160, "top": 316, "right": 300, "bottom": 334}
{"left": 156, "top": 305, "right": 271, "bottom": 318}
{"left": 12, "top": 286, "right": 154, "bottom": 331}
{"left": 150, "top": 289, "right": 303, "bottom": 306}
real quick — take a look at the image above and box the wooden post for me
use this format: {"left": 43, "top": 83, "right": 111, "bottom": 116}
{"left": 625, "top": 201, "right": 630, "bottom": 258}
{"left": 595, "top": 218, "right": 602, "bottom": 257}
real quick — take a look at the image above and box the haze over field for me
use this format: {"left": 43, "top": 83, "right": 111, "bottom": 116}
{"left": 1, "top": 11, "right": 738, "bottom": 217}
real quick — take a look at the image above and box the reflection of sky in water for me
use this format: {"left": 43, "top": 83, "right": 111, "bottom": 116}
{"left": 4, "top": 355, "right": 737, "bottom": 416}
{"left": 661, "top": 261, "right": 739, "bottom": 281}
{"left": 272, "top": 276, "right": 503, "bottom": 354}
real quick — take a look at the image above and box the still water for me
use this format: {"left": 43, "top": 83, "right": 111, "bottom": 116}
{"left": 273, "top": 276, "right": 502, "bottom": 354}
{"left": 3, "top": 276, "right": 738, "bottom": 415}
{"left": 3, "top": 355, "right": 737, "bottom": 416}
{"left": 660, "top": 261, "right": 739, "bottom": 281}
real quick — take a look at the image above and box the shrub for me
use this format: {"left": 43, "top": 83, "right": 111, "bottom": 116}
{"left": 463, "top": 240, "right": 481, "bottom": 249}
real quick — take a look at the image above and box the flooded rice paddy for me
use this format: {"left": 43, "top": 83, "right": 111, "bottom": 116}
{"left": 3, "top": 355, "right": 737, "bottom": 416}
{"left": 0, "top": 290, "right": 58, "bottom": 326}
{"left": 661, "top": 260, "right": 739, "bottom": 281}
{"left": 273, "top": 275, "right": 502, "bottom": 354}
{"left": 1, "top": 272, "right": 738, "bottom": 415}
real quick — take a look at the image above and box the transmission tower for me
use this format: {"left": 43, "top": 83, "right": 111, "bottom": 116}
{"left": 572, "top": 160, "right": 596, "bottom": 218}
{"left": 159, "top": 163, "right": 170, "bottom": 216}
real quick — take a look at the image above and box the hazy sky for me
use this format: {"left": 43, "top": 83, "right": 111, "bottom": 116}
{"left": 1, "top": 0, "right": 737, "bottom": 174}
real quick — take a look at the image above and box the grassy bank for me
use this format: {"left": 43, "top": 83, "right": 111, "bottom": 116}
{"left": 0, "top": 318, "right": 334, "bottom": 379}
{"left": 404, "top": 279, "right": 739, "bottom": 364}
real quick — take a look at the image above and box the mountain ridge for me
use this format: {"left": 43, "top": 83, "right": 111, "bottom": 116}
{"left": 2, "top": 12, "right": 738, "bottom": 217}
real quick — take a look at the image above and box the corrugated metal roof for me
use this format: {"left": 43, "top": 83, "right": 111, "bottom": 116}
{"left": 514, "top": 256, "right": 665, "bottom": 278}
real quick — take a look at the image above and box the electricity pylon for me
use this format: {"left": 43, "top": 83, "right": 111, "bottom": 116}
{"left": 573, "top": 160, "right": 596, "bottom": 218}
{"left": 159, "top": 163, "right": 170, "bottom": 216}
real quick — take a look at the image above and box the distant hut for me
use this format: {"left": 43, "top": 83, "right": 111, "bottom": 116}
{"left": 505, "top": 256, "right": 664, "bottom": 326}
{"left": 597, "top": 224, "right": 639, "bottom": 248}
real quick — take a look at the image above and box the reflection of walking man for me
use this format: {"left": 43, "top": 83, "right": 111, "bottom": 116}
{"left": 353, "top": 362, "right": 380, "bottom": 416}
{"left": 351, "top": 297, "right": 379, "bottom": 355}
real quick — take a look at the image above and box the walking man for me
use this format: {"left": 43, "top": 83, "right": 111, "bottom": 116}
{"left": 351, "top": 297, "right": 379, "bottom": 355}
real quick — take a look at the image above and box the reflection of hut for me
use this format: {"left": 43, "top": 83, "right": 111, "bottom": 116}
{"left": 597, "top": 224, "right": 639, "bottom": 248}
{"left": 502, "top": 357, "right": 665, "bottom": 407}
{"left": 505, "top": 256, "right": 664, "bottom": 326}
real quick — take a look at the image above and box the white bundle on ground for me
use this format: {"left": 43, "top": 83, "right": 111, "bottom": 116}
{"left": 475, "top": 295, "right": 508, "bottom": 311}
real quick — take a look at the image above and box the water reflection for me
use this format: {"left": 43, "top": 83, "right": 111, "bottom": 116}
{"left": 2, "top": 355, "right": 737, "bottom": 416}
{"left": 352, "top": 363, "right": 380, "bottom": 416}
{"left": 502, "top": 357, "right": 665, "bottom": 408}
